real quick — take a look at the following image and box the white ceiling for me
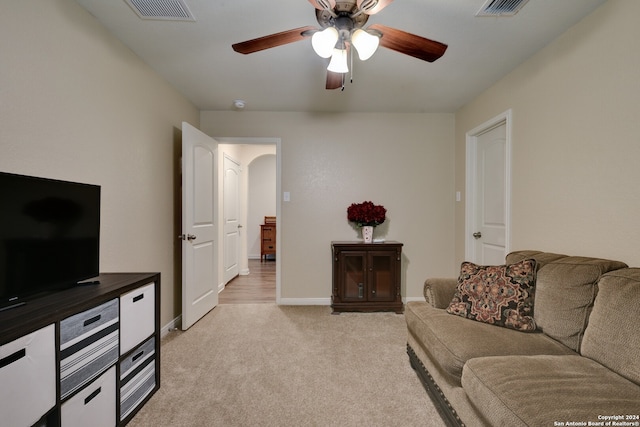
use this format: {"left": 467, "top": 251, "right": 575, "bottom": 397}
{"left": 74, "top": 0, "right": 607, "bottom": 113}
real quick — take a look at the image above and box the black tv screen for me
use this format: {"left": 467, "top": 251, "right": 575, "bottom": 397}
{"left": 0, "top": 172, "right": 100, "bottom": 309}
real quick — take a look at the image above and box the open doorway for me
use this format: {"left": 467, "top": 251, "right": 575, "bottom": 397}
{"left": 215, "top": 138, "right": 279, "bottom": 304}
{"left": 219, "top": 259, "right": 275, "bottom": 304}
{"left": 247, "top": 154, "right": 277, "bottom": 263}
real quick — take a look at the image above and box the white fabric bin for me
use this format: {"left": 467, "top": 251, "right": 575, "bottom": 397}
{"left": 61, "top": 365, "right": 116, "bottom": 427}
{"left": 120, "top": 282, "right": 155, "bottom": 355}
{"left": 0, "top": 324, "right": 56, "bottom": 427}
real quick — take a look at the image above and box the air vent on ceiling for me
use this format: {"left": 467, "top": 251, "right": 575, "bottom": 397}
{"left": 124, "top": 0, "right": 195, "bottom": 21}
{"left": 476, "top": 0, "right": 529, "bottom": 17}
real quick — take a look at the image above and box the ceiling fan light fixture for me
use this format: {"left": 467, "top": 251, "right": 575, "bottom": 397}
{"left": 327, "top": 48, "right": 349, "bottom": 73}
{"left": 351, "top": 29, "right": 379, "bottom": 60}
{"left": 311, "top": 27, "right": 339, "bottom": 58}
{"left": 232, "top": 0, "right": 448, "bottom": 89}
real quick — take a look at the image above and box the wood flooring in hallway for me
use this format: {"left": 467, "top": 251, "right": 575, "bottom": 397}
{"left": 219, "top": 259, "right": 276, "bottom": 304}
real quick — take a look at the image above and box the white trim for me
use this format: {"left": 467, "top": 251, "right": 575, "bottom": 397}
{"left": 276, "top": 141, "right": 282, "bottom": 305}
{"left": 278, "top": 298, "right": 331, "bottom": 306}
{"left": 161, "top": 315, "right": 181, "bottom": 339}
{"left": 215, "top": 137, "right": 280, "bottom": 145}
{"left": 465, "top": 109, "right": 513, "bottom": 262}
{"left": 280, "top": 298, "right": 427, "bottom": 307}
{"left": 465, "top": 138, "right": 477, "bottom": 261}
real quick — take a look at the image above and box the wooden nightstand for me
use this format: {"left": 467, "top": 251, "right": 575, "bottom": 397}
{"left": 260, "top": 216, "right": 276, "bottom": 261}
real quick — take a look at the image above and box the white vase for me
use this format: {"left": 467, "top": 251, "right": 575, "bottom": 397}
{"left": 362, "top": 226, "right": 374, "bottom": 243}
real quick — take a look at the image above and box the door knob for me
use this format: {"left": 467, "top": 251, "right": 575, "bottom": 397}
{"left": 178, "top": 234, "right": 197, "bottom": 241}
{"left": 473, "top": 232, "right": 482, "bottom": 239}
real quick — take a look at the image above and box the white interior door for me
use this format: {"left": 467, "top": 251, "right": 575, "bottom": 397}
{"left": 181, "top": 122, "right": 218, "bottom": 330}
{"left": 223, "top": 154, "right": 241, "bottom": 285}
{"left": 466, "top": 113, "right": 511, "bottom": 265}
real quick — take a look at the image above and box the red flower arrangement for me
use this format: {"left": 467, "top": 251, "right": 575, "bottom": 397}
{"left": 347, "top": 201, "right": 387, "bottom": 227}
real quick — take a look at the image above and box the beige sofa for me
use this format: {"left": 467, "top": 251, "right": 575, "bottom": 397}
{"left": 405, "top": 250, "right": 640, "bottom": 427}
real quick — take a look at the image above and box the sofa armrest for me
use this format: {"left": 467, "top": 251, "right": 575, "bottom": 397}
{"left": 423, "top": 278, "right": 458, "bottom": 308}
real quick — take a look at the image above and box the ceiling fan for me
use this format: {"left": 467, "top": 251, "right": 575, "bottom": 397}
{"left": 232, "top": 0, "right": 448, "bottom": 90}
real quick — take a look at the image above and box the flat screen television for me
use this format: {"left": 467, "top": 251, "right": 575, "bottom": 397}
{"left": 0, "top": 172, "right": 100, "bottom": 310}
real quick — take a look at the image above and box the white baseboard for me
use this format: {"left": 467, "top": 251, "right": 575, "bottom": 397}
{"left": 276, "top": 297, "right": 424, "bottom": 305}
{"left": 161, "top": 315, "right": 181, "bottom": 339}
{"left": 277, "top": 298, "right": 331, "bottom": 306}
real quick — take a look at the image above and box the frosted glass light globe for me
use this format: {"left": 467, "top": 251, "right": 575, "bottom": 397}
{"left": 312, "top": 27, "right": 339, "bottom": 58}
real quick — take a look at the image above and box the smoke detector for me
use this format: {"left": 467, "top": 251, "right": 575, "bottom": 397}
{"left": 233, "top": 100, "right": 246, "bottom": 110}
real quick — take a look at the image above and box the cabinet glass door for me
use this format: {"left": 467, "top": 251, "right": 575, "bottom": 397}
{"left": 369, "top": 252, "right": 397, "bottom": 302}
{"left": 342, "top": 252, "right": 365, "bottom": 301}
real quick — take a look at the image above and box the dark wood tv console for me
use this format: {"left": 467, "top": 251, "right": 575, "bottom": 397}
{"left": 0, "top": 272, "right": 160, "bottom": 427}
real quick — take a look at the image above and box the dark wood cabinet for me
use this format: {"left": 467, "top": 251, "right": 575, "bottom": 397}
{"left": 331, "top": 241, "right": 403, "bottom": 313}
{"left": 260, "top": 216, "right": 276, "bottom": 261}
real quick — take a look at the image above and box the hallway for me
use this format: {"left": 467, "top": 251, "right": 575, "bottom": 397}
{"left": 219, "top": 259, "right": 276, "bottom": 304}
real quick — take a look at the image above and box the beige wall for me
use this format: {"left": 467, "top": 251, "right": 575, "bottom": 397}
{"left": 0, "top": 1, "right": 199, "bottom": 327}
{"left": 455, "top": 0, "right": 640, "bottom": 267}
{"left": 8, "top": 0, "right": 630, "bottom": 328}
{"left": 201, "top": 111, "right": 456, "bottom": 301}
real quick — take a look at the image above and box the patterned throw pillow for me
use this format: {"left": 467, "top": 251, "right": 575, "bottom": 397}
{"left": 446, "top": 259, "right": 538, "bottom": 332}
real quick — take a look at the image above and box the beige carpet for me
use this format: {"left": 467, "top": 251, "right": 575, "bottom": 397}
{"left": 128, "top": 304, "right": 445, "bottom": 427}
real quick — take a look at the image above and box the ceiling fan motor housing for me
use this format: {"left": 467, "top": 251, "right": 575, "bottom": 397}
{"left": 335, "top": 15, "right": 356, "bottom": 41}
{"left": 316, "top": 1, "right": 369, "bottom": 30}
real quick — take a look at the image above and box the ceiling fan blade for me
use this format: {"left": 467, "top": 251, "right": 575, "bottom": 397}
{"left": 232, "top": 26, "right": 317, "bottom": 54}
{"left": 308, "top": 0, "right": 336, "bottom": 10}
{"left": 368, "top": 24, "right": 447, "bottom": 62}
{"left": 326, "top": 71, "right": 343, "bottom": 90}
{"left": 357, "top": 0, "right": 394, "bottom": 15}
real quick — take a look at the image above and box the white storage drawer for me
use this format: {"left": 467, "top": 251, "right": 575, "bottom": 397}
{"left": 120, "top": 336, "right": 156, "bottom": 421}
{"left": 120, "top": 282, "right": 155, "bottom": 355}
{"left": 61, "top": 365, "right": 116, "bottom": 427}
{"left": 0, "top": 324, "right": 56, "bottom": 427}
{"left": 60, "top": 298, "right": 119, "bottom": 400}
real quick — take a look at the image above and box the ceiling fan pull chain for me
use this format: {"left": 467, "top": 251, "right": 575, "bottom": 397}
{"left": 350, "top": 45, "right": 354, "bottom": 83}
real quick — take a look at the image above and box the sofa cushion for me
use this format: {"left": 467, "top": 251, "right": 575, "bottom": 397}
{"left": 446, "top": 259, "right": 538, "bottom": 331}
{"left": 581, "top": 268, "right": 640, "bottom": 385}
{"left": 423, "top": 277, "right": 458, "bottom": 309}
{"left": 405, "top": 301, "right": 575, "bottom": 387}
{"left": 462, "top": 355, "right": 640, "bottom": 427}
{"left": 508, "top": 252, "right": 627, "bottom": 351}
{"left": 506, "top": 250, "right": 568, "bottom": 268}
